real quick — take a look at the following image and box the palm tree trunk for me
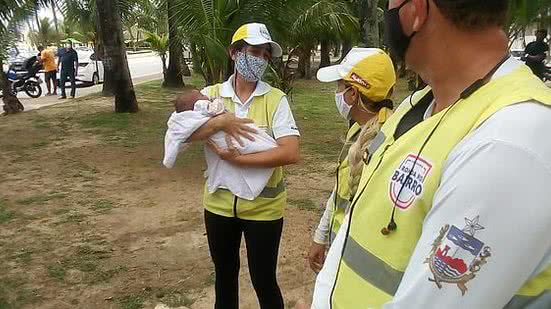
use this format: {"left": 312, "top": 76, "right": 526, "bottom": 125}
{"left": 1, "top": 60, "right": 24, "bottom": 115}
{"left": 164, "top": 0, "right": 184, "bottom": 88}
{"left": 340, "top": 40, "right": 352, "bottom": 61}
{"left": 298, "top": 48, "right": 312, "bottom": 79}
{"left": 51, "top": 0, "right": 59, "bottom": 33}
{"left": 96, "top": 0, "right": 139, "bottom": 113}
{"left": 358, "top": 0, "right": 379, "bottom": 47}
{"left": 319, "top": 40, "right": 331, "bottom": 68}
{"left": 34, "top": 9, "right": 40, "bottom": 31}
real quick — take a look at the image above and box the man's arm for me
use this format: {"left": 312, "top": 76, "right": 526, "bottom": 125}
{"left": 383, "top": 140, "right": 551, "bottom": 309}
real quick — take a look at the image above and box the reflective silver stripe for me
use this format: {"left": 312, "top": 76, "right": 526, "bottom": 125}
{"left": 504, "top": 291, "right": 551, "bottom": 309}
{"left": 342, "top": 236, "right": 404, "bottom": 296}
{"left": 258, "top": 180, "right": 286, "bottom": 198}
{"left": 367, "top": 131, "right": 386, "bottom": 161}
{"left": 335, "top": 195, "right": 350, "bottom": 211}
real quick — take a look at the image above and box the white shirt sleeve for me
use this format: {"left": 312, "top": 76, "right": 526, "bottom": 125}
{"left": 313, "top": 190, "right": 336, "bottom": 245}
{"left": 272, "top": 96, "right": 300, "bottom": 139}
{"left": 384, "top": 139, "right": 551, "bottom": 309}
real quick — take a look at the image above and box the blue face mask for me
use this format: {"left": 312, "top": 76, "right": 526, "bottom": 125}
{"left": 235, "top": 51, "right": 268, "bottom": 82}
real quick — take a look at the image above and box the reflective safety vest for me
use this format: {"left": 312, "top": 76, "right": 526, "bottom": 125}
{"left": 202, "top": 84, "right": 287, "bottom": 221}
{"left": 331, "top": 65, "right": 551, "bottom": 308}
{"left": 329, "top": 122, "right": 362, "bottom": 243}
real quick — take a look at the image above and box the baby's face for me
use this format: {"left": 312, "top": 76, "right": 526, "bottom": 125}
{"left": 174, "top": 90, "right": 210, "bottom": 113}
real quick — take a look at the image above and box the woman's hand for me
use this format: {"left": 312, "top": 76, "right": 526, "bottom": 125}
{"left": 218, "top": 113, "right": 257, "bottom": 146}
{"left": 308, "top": 241, "right": 327, "bottom": 273}
{"left": 207, "top": 138, "right": 241, "bottom": 162}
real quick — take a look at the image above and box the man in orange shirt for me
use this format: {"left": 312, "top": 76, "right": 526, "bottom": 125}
{"left": 38, "top": 46, "right": 57, "bottom": 96}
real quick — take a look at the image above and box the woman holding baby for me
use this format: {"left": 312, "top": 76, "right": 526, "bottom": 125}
{"left": 187, "top": 23, "right": 300, "bottom": 309}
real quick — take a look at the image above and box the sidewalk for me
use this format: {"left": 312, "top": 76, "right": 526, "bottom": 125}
{"left": 1, "top": 72, "right": 163, "bottom": 113}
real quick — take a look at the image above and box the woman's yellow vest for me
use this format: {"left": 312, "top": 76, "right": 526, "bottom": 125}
{"left": 329, "top": 123, "right": 362, "bottom": 242}
{"left": 202, "top": 84, "right": 287, "bottom": 221}
{"left": 331, "top": 66, "right": 551, "bottom": 308}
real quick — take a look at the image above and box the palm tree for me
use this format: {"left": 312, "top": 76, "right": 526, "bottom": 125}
{"left": 290, "top": 0, "right": 359, "bottom": 76}
{"left": 164, "top": 0, "right": 184, "bottom": 87}
{"left": 50, "top": 0, "right": 59, "bottom": 32}
{"left": 1, "top": 0, "right": 34, "bottom": 115}
{"left": 144, "top": 31, "right": 169, "bottom": 80}
{"left": 96, "top": 0, "right": 139, "bottom": 112}
{"left": 28, "top": 17, "right": 59, "bottom": 47}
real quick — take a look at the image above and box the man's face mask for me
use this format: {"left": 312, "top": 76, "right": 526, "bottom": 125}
{"left": 384, "top": 0, "right": 426, "bottom": 60}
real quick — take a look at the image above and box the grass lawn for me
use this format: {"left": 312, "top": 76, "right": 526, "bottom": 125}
{"left": 0, "top": 74, "right": 409, "bottom": 309}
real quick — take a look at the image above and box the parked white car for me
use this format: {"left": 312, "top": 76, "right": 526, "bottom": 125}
{"left": 76, "top": 52, "right": 104, "bottom": 84}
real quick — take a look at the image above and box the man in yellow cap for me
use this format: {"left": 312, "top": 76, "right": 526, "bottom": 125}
{"left": 308, "top": 48, "right": 396, "bottom": 273}
{"left": 187, "top": 23, "right": 299, "bottom": 309}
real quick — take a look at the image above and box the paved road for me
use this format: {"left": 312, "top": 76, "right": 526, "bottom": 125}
{"left": 2, "top": 52, "right": 163, "bottom": 112}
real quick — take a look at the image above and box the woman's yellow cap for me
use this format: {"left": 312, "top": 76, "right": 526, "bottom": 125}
{"left": 231, "top": 23, "right": 283, "bottom": 58}
{"left": 317, "top": 48, "right": 396, "bottom": 102}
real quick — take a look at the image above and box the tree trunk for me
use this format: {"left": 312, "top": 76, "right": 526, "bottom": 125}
{"left": 34, "top": 9, "right": 40, "bottom": 31}
{"left": 164, "top": 0, "right": 184, "bottom": 87}
{"left": 358, "top": 0, "right": 379, "bottom": 47}
{"left": 340, "top": 40, "right": 352, "bottom": 61}
{"left": 319, "top": 40, "right": 331, "bottom": 68}
{"left": 161, "top": 56, "right": 168, "bottom": 80}
{"left": 181, "top": 58, "right": 191, "bottom": 76}
{"left": 96, "top": 10, "right": 114, "bottom": 96}
{"left": 51, "top": 0, "right": 59, "bottom": 33}
{"left": 298, "top": 48, "right": 312, "bottom": 79}
{"left": 1, "top": 60, "right": 24, "bottom": 115}
{"left": 96, "top": 0, "right": 139, "bottom": 113}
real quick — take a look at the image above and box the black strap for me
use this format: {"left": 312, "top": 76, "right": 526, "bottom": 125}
{"left": 394, "top": 91, "right": 434, "bottom": 140}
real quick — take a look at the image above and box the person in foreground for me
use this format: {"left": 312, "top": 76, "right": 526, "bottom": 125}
{"left": 309, "top": 0, "right": 551, "bottom": 308}
{"left": 186, "top": 23, "right": 300, "bottom": 309}
{"left": 307, "top": 48, "right": 396, "bottom": 273}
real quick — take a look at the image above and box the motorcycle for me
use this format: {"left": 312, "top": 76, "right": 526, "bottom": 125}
{"left": 0, "top": 69, "right": 43, "bottom": 99}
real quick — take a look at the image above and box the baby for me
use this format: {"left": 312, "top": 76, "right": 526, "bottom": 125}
{"left": 163, "top": 89, "right": 278, "bottom": 200}
{"left": 173, "top": 89, "right": 225, "bottom": 116}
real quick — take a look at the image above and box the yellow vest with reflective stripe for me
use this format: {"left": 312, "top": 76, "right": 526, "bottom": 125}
{"left": 331, "top": 65, "right": 551, "bottom": 308}
{"left": 202, "top": 84, "right": 287, "bottom": 221}
{"left": 329, "top": 123, "right": 362, "bottom": 242}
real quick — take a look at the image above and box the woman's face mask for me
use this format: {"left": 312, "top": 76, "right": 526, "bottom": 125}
{"left": 335, "top": 87, "right": 353, "bottom": 120}
{"left": 235, "top": 51, "right": 268, "bottom": 82}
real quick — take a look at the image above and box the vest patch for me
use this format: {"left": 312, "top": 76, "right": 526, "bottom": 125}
{"left": 424, "top": 216, "right": 492, "bottom": 295}
{"left": 389, "top": 154, "right": 433, "bottom": 210}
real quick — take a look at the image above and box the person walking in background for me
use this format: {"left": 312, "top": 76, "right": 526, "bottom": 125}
{"left": 523, "top": 29, "right": 549, "bottom": 80}
{"left": 38, "top": 46, "right": 57, "bottom": 96}
{"left": 58, "top": 41, "right": 78, "bottom": 99}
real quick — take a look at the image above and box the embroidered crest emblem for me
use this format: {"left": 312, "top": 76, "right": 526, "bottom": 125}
{"left": 425, "top": 216, "right": 492, "bottom": 295}
{"left": 389, "top": 154, "right": 433, "bottom": 210}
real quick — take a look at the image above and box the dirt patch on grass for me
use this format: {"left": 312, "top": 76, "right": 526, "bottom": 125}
{"left": 0, "top": 79, "right": 353, "bottom": 309}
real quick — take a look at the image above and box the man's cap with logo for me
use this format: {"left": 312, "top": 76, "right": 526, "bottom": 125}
{"left": 317, "top": 48, "right": 396, "bottom": 102}
{"left": 231, "top": 23, "right": 283, "bottom": 58}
